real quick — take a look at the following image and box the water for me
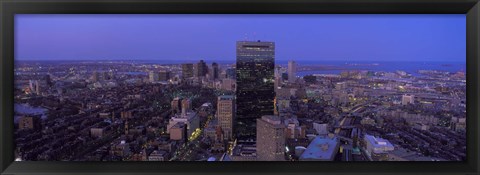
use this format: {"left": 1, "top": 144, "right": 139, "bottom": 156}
{"left": 14, "top": 103, "right": 48, "bottom": 123}
{"left": 284, "top": 60, "right": 465, "bottom": 77}
{"left": 19, "top": 60, "right": 466, "bottom": 77}
{"left": 140, "top": 60, "right": 465, "bottom": 76}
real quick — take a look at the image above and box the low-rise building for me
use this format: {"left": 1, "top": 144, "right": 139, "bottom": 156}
{"left": 299, "top": 135, "right": 340, "bottom": 161}
{"left": 364, "top": 134, "right": 395, "bottom": 160}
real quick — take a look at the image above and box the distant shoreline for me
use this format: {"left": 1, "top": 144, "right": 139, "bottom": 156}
{"left": 15, "top": 59, "right": 466, "bottom": 64}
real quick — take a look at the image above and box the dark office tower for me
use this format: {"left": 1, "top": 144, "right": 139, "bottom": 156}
{"left": 196, "top": 60, "right": 208, "bottom": 77}
{"left": 159, "top": 71, "right": 171, "bottom": 81}
{"left": 182, "top": 63, "right": 194, "bottom": 78}
{"left": 212, "top": 62, "right": 219, "bottom": 80}
{"left": 44, "top": 74, "right": 52, "bottom": 86}
{"left": 235, "top": 40, "right": 275, "bottom": 140}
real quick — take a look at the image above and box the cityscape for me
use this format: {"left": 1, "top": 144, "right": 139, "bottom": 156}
{"left": 14, "top": 15, "right": 466, "bottom": 161}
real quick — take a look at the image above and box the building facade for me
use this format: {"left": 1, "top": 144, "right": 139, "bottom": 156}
{"left": 196, "top": 60, "right": 208, "bottom": 77}
{"left": 212, "top": 62, "right": 219, "bottom": 80}
{"left": 256, "top": 115, "right": 285, "bottom": 161}
{"left": 235, "top": 40, "right": 275, "bottom": 139}
{"left": 288, "top": 60, "right": 297, "bottom": 83}
{"left": 159, "top": 71, "right": 171, "bottom": 81}
{"left": 182, "top": 63, "right": 194, "bottom": 78}
{"left": 217, "top": 95, "right": 235, "bottom": 140}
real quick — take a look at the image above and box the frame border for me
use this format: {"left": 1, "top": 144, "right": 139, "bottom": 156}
{"left": 1, "top": 0, "right": 479, "bottom": 175}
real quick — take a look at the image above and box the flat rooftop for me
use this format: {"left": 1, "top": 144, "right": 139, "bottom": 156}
{"left": 172, "top": 111, "right": 196, "bottom": 119}
{"left": 218, "top": 95, "right": 234, "bottom": 100}
{"left": 260, "top": 115, "right": 282, "bottom": 125}
{"left": 365, "top": 134, "right": 394, "bottom": 150}
{"left": 299, "top": 136, "right": 339, "bottom": 161}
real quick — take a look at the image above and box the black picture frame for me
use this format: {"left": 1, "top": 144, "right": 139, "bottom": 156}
{"left": 1, "top": 0, "right": 479, "bottom": 175}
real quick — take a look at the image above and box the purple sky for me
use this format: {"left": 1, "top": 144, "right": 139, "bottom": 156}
{"left": 15, "top": 14, "right": 465, "bottom": 62}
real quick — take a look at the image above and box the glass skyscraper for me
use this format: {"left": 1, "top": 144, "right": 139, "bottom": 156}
{"left": 235, "top": 40, "right": 275, "bottom": 140}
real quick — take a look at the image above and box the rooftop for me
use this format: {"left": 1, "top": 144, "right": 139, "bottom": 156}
{"left": 232, "top": 142, "right": 257, "bottom": 157}
{"left": 299, "top": 136, "right": 339, "bottom": 161}
{"left": 218, "top": 95, "right": 234, "bottom": 100}
{"left": 261, "top": 115, "right": 282, "bottom": 125}
{"left": 171, "top": 111, "right": 196, "bottom": 120}
{"left": 365, "top": 134, "right": 394, "bottom": 148}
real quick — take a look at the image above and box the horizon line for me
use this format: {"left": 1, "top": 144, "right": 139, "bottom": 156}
{"left": 15, "top": 59, "right": 466, "bottom": 62}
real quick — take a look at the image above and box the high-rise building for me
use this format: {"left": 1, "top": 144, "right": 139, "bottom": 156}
{"left": 182, "top": 63, "right": 194, "bottom": 78}
{"left": 149, "top": 71, "right": 159, "bottom": 82}
{"left": 171, "top": 97, "right": 182, "bottom": 114}
{"left": 159, "top": 71, "right": 171, "bottom": 81}
{"left": 256, "top": 115, "right": 285, "bottom": 161}
{"left": 181, "top": 98, "right": 192, "bottom": 115}
{"left": 217, "top": 95, "right": 235, "bottom": 140}
{"left": 44, "top": 74, "right": 52, "bottom": 86}
{"left": 274, "top": 66, "right": 282, "bottom": 80}
{"left": 212, "top": 62, "right": 219, "bottom": 80}
{"left": 285, "top": 118, "right": 306, "bottom": 139}
{"left": 288, "top": 60, "right": 297, "bottom": 83}
{"left": 35, "top": 80, "right": 42, "bottom": 95}
{"left": 166, "top": 112, "right": 199, "bottom": 138}
{"left": 92, "top": 71, "right": 99, "bottom": 82}
{"left": 235, "top": 40, "right": 275, "bottom": 139}
{"left": 29, "top": 80, "right": 35, "bottom": 92}
{"left": 170, "top": 122, "right": 187, "bottom": 142}
{"left": 196, "top": 60, "right": 208, "bottom": 77}
{"left": 220, "top": 71, "right": 228, "bottom": 79}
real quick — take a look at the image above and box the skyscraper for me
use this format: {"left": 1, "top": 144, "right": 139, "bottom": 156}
{"left": 217, "top": 95, "right": 235, "bottom": 140}
{"left": 44, "top": 74, "right": 52, "bottom": 86}
{"left": 182, "top": 63, "right": 194, "bottom": 78}
{"left": 171, "top": 97, "right": 182, "bottom": 114}
{"left": 159, "top": 71, "right": 171, "bottom": 81}
{"left": 181, "top": 98, "right": 192, "bottom": 115}
{"left": 235, "top": 40, "right": 275, "bottom": 139}
{"left": 288, "top": 60, "right": 297, "bottom": 83}
{"left": 35, "top": 80, "right": 42, "bottom": 95}
{"left": 256, "top": 115, "right": 285, "bottom": 161}
{"left": 196, "top": 60, "right": 208, "bottom": 77}
{"left": 212, "top": 62, "right": 219, "bottom": 80}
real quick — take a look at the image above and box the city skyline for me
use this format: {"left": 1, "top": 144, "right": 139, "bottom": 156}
{"left": 15, "top": 14, "right": 465, "bottom": 62}
{"left": 13, "top": 15, "right": 466, "bottom": 162}
{"left": 13, "top": 52, "right": 467, "bottom": 161}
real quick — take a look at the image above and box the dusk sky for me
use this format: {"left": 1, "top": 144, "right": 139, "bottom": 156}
{"left": 15, "top": 14, "right": 465, "bottom": 62}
